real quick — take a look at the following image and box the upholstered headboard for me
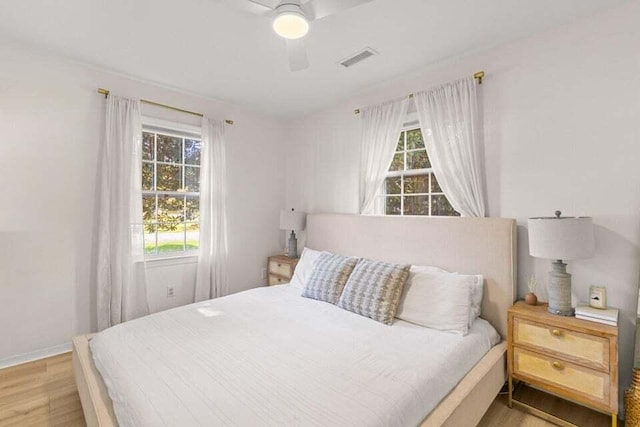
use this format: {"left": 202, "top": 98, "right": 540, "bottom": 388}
{"left": 305, "top": 214, "right": 517, "bottom": 339}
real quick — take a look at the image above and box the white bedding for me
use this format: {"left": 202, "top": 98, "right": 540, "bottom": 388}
{"left": 91, "top": 284, "right": 500, "bottom": 427}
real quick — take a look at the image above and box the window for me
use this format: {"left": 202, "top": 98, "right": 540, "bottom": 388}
{"left": 382, "top": 127, "right": 458, "bottom": 216}
{"left": 142, "top": 128, "right": 201, "bottom": 256}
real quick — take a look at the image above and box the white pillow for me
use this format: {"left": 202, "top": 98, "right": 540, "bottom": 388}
{"left": 468, "top": 275, "right": 484, "bottom": 326}
{"left": 289, "top": 247, "right": 323, "bottom": 290}
{"left": 396, "top": 271, "right": 474, "bottom": 335}
{"left": 410, "top": 266, "right": 483, "bottom": 327}
{"left": 410, "top": 264, "right": 451, "bottom": 274}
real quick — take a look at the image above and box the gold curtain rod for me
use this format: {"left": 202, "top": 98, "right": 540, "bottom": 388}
{"left": 97, "top": 88, "right": 234, "bottom": 125}
{"left": 353, "top": 71, "right": 485, "bottom": 115}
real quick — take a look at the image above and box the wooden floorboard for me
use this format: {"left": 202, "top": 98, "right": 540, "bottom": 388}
{"left": 0, "top": 353, "right": 85, "bottom": 427}
{"left": 478, "top": 384, "right": 623, "bottom": 427}
{"left": 0, "top": 352, "right": 624, "bottom": 426}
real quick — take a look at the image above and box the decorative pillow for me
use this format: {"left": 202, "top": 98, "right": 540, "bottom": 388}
{"left": 337, "top": 259, "right": 410, "bottom": 325}
{"left": 301, "top": 252, "right": 358, "bottom": 304}
{"left": 408, "top": 266, "right": 483, "bottom": 327}
{"left": 468, "top": 275, "right": 484, "bottom": 326}
{"left": 289, "top": 247, "right": 323, "bottom": 290}
{"left": 396, "top": 271, "right": 473, "bottom": 335}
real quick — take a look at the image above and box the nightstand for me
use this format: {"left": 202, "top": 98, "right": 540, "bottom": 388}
{"left": 267, "top": 255, "right": 298, "bottom": 286}
{"left": 508, "top": 301, "right": 618, "bottom": 426}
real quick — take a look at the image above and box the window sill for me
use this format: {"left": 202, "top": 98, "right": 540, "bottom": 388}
{"left": 143, "top": 253, "right": 199, "bottom": 267}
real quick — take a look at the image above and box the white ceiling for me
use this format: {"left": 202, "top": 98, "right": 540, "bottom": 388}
{"left": 0, "top": 0, "right": 628, "bottom": 119}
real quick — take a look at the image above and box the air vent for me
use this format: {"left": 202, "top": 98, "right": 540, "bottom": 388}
{"left": 339, "top": 48, "right": 377, "bottom": 68}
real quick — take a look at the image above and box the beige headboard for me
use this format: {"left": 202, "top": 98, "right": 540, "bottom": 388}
{"left": 305, "top": 214, "right": 517, "bottom": 339}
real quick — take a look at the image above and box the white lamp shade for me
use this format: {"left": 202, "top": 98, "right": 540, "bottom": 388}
{"left": 528, "top": 216, "right": 595, "bottom": 260}
{"left": 280, "top": 210, "right": 306, "bottom": 231}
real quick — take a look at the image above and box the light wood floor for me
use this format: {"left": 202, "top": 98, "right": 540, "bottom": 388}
{"left": 0, "top": 353, "right": 84, "bottom": 426}
{"left": 478, "top": 384, "right": 621, "bottom": 426}
{"left": 0, "top": 352, "right": 623, "bottom": 427}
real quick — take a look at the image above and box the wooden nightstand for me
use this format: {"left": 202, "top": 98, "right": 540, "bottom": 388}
{"left": 267, "top": 255, "right": 298, "bottom": 286}
{"left": 508, "top": 301, "right": 618, "bottom": 427}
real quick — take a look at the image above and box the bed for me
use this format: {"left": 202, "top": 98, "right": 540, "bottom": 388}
{"left": 73, "top": 213, "right": 517, "bottom": 426}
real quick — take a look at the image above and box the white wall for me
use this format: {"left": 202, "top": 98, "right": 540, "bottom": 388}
{"left": 285, "top": 2, "right": 640, "bottom": 411}
{"left": 0, "top": 39, "right": 287, "bottom": 363}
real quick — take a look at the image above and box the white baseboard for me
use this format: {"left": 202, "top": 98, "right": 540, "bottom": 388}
{"left": 0, "top": 342, "right": 72, "bottom": 370}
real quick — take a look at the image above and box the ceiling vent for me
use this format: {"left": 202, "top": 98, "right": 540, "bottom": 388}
{"left": 339, "top": 48, "right": 377, "bottom": 68}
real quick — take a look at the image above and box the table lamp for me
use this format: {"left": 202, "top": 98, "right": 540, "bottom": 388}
{"left": 528, "top": 210, "right": 595, "bottom": 316}
{"left": 280, "top": 208, "right": 306, "bottom": 258}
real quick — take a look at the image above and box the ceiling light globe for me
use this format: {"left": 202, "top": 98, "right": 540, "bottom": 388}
{"left": 273, "top": 12, "right": 309, "bottom": 40}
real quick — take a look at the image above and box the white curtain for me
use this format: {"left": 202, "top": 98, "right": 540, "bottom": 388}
{"left": 359, "top": 98, "right": 410, "bottom": 214}
{"left": 96, "top": 95, "right": 149, "bottom": 331}
{"left": 414, "top": 77, "right": 486, "bottom": 217}
{"left": 194, "top": 117, "right": 228, "bottom": 301}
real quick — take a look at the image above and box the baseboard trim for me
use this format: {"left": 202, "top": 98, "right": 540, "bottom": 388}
{"left": 0, "top": 342, "right": 72, "bottom": 370}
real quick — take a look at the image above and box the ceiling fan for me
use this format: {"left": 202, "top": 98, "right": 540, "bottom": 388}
{"left": 213, "top": 0, "right": 374, "bottom": 71}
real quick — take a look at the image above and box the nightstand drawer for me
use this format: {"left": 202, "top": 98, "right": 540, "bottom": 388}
{"left": 513, "top": 317, "right": 609, "bottom": 371}
{"left": 268, "top": 274, "right": 288, "bottom": 286}
{"left": 269, "top": 260, "right": 293, "bottom": 277}
{"left": 513, "top": 347, "right": 611, "bottom": 411}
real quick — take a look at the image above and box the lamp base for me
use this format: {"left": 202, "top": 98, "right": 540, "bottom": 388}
{"left": 547, "top": 260, "right": 574, "bottom": 316}
{"left": 287, "top": 231, "right": 298, "bottom": 258}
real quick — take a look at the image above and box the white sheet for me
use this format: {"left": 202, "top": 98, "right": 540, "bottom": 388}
{"left": 91, "top": 284, "right": 500, "bottom": 427}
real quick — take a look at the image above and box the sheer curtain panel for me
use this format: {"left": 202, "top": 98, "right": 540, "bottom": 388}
{"left": 359, "top": 98, "right": 410, "bottom": 215}
{"left": 96, "top": 95, "right": 149, "bottom": 331}
{"left": 414, "top": 77, "right": 486, "bottom": 217}
{"left": 194, "top": 117, "right": 229, "bottom": 301}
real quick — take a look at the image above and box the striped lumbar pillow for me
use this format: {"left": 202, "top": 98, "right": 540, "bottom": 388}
{"left": 337, "top": 259, "right": 410, "bottom": 325}
{"left": 301, "top": 252, "right": 358, "bottom": 304}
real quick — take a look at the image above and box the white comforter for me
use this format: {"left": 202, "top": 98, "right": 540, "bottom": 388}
{"left": 91, "top": 284, "right": 500, "bottom": 427}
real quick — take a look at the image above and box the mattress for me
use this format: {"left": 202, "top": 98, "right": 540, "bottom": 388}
{"left": 90, "top": 284, "right": 501, "bottom": 427}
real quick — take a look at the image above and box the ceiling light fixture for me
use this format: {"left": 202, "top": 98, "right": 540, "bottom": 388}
{"left": 272, "top": 2, "right": 309, "bottom": 40}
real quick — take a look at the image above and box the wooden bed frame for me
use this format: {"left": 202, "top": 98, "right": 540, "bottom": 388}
{"left": 73, "top": 214, "right": 517, "bottom": 427}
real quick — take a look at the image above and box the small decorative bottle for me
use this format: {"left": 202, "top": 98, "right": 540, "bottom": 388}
{"left": 625, "top": 368, "right": 640, "bottom": 426}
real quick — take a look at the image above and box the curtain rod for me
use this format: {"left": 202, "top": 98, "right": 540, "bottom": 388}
{"left": 353, "top": 71, "right": 484, "bottom": 115}
{"left": 97, "top": 88, "right": 234, "bottom": 125}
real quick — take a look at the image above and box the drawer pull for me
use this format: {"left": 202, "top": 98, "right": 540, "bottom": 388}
{"left": 552, "top": 361, "right": 564, "bottom": 370}
{"left": 551, "top": 329, "right": 562, "bottom": 337}
{"left": 277, "top": 263, "right": 282, "bottom": 267}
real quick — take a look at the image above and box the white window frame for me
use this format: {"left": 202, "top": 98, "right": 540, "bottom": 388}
{"left": 380, "top": 119, "right": 457, "bottom": 217}
{"left": 141, "top": 117, "right": 202, "bottom": 260}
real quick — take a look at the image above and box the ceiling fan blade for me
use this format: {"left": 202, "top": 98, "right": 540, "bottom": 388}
{"left": 302, "top": 0, "right": 373, "bottom": 21}
{"left": 286, "top": 39, "right": 309, "bottom": 72}
{"left": 247, "top": 0, "right": 280, "bottom": 10}
{"left": 212, "top": 0, "right": 275, "bottom": 15}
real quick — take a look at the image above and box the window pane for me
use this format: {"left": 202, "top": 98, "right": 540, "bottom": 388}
{"left": 143, "top": 132, "right": 154, "bottom": 161}
{"left": 157, "top": 223, "right": 185, "bottom": 253}
{"left": 157, "top": 134, "right": 182, "bottom": 163}
{"left": 142, "top": 195, "right": 156, "bottom": 223}
{"left": 185, "top": 166, "right": 200, "bottom": 192}
{"left": 389, "top": 153, "right": 404, "bottom": 172}
{"left": 186, "top": 222, "right": 199, "bottom": 251}
{"left": 431, "top": 173, "right": 443, "bottom": 193}
{"left": 404, "top": 175, "right": 429, "bottom": 194}
{"left": 406, "top": 150, "right": 430, "bottom": 170}
{"left": 142, "top": 163, "right": 154, "bottom": 191}
{"left": 144, "top": 223, "right": 157, "bottom": 254}
{"left": 403, "top": 195, "right": 429, "bottom": 215}
{"left": 156, "top": 164, "right": 181, "bottom": 191}
{"left": 385, "top": 196, "right": 401, "bottom": 215}
{"left": 432, "top": 195, "right": 459, "bottom": 216}
{"left": 185, "top": 139, "right": 201, "bottom": 165}
{"left": 186, "top": 196, "right": 199, "bottom": 221}
{"left": 395, "top": 131, "right": 404, "bottom": 152}
{"left": 158, "top": 195, "right": 184, "bottom": 224}
{"left": 406, "top": 129, "right": 425, "bottom": 149}
{"left": 385, "top": 177, "right": 401, "bottom": 195}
